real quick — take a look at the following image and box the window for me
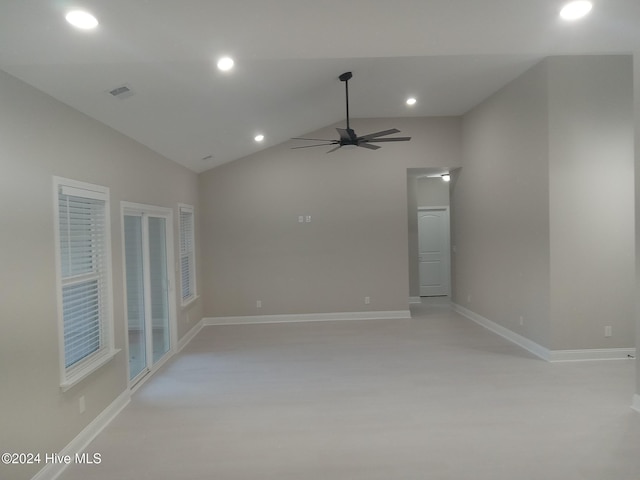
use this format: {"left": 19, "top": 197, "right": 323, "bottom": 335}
{"left": 179, "top": 204, "right": 197, "bottom": 305}
{"left": 54, "top": 177, "right": 116, "bottom": 390}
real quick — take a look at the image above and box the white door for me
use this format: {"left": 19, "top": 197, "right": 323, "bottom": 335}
{"left": 418, "top": 208, "right": 451, "bottom": 297}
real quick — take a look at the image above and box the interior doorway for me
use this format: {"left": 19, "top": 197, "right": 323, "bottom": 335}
{"left": 407, "top": 169, "right": 454, "bottom": 303}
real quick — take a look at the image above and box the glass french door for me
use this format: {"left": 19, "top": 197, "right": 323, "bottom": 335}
{"left": 123, "top": 207, "right": 172, "bottom": 385}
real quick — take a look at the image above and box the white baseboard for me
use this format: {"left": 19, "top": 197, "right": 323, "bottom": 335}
{"left": 549, "top": 348, "right": 636, "bottom": 362}
{"left": 409, "top": 297, "right": 422, "bottom": 304}
{"left": 204, "top": 310, "right": 412, "bottom": 326}
{"left": 452, "top": 303, "right": 550, "bottom": 361}
{"left": 32, "top": 390, "right": 130, "bottom": 480}
{"left": 453, "top": 303, "right": 637, "bottom": 363}
{"left": 177, "top": 318, "right": 204, "bottom": 352}
{"left": 632, "top": 394, "right": 640, "bottom": 414}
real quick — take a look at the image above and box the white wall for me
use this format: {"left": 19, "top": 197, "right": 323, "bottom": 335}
{"left": 0, "top": 69, "right": 202, "bottom": 480}
{"left": 198, "top": 117, "right": 462, "bottom": 318}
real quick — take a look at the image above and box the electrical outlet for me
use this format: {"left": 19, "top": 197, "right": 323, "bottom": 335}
{"left": 305, "top": 215, "right": 311, "bottom": 223}
{"left": 519, "top": 316, "right": 524, "bottom": 326}
{"left": 364, "top": 296, "right": 370, "bottom": 305}
{"left": 605, "top": 326, "right": 612, "bottom": 337}
{"left": 467, "top": 294, "right": 471, "bottom": 303}
{"left": 256, "top": 300, "right": 262, "bottom": 308}
{"left": 79, "top": 395, "right": 86, "bottom": 414}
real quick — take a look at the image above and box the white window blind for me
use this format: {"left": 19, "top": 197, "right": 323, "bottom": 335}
{"left": 55, "top": 178, "right": 114, "bottom": 388}
{"left": 179, "top": 205, "right": 196, "bottom": 303}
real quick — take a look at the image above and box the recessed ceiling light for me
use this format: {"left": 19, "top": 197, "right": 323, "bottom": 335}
{"left": 254, "top": 134, "right": 265, "bottom": 142}
{"left": 217, "top": 57, "right": 235, "bottom": 71}
{"left": 65, "top": 10, "right": 99, "bottom": 29}
{"left": 560, "top": 1, "right": 593, "bottom": 21}
{"left": 406, "top": 97, "right": 417, "bottom": 106}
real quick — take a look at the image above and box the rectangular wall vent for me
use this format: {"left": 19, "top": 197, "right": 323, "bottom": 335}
{"left": 107, "top": 84, "right": 134, "bottom": 99}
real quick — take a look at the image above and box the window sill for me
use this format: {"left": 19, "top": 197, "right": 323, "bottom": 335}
{"left": 60, "top": 349, "right": 120, "bottom": 392}
{"left": 181, "top": 295, "right": 200, "bottom": 310}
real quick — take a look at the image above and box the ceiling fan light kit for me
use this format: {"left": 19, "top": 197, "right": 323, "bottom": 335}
{"left": 292, "top": 71, "right": 411, "bottom": 153}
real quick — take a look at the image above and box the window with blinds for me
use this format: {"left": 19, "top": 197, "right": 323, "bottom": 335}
{"left": 54, "top": 177, "right": 115, "bottom": 389}
{"left": 179, "top": 204, "right": 196, "bottom": 304}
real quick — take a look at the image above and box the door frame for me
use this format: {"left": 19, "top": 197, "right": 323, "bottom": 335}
{"left": 417, "top": 206, "right": 451, "bottom": 297}
{"left": 120, "top": 202, "right": 177, "bottom": 391}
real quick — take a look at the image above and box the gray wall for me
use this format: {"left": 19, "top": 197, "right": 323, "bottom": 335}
{"left": 0, "top": 69, "right": 202, "bottom": 480}
{"left": 548, "top": 56, "right": 635, "bottom": 350}
{"left": 452, "top": 55, "right": 634, "bottom": 352}
{"left": 199, "top": 117, "right": 462, "bottom": 318}
{"left": 407, "top": 176, "right": 451, "bottom": 298}
{"left": 452, "top": 60, "right": 551, "bottom": 348}
{"left": 635, "top": 53, "right": 640, "bottom": 401}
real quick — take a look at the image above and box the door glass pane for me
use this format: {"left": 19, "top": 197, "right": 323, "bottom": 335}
{"left": 148, "top": 216, "right": 170, "bottom": 363}
{"left": 124, "top": 215, "right": 146, "bottom": 380}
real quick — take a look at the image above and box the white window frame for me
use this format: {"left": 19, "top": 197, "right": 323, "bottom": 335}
{"left": 53, "top": 177, "right": 118, "bottom": 391}
{"left": 178, "top": 203, "right": 197, "bottom": 306}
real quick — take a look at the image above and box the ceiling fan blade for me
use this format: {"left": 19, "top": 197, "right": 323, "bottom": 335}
{"left": 291, "top": 137, "right": 334, "bottom": 142}
{"left": 358, "top": 129, "right": 400, "bottom": 141}
{"left": 326, "top": 146, "right": 342, "bottom": 153}
{"left": 358, "top": 142, "right": 381, "bottom": 150}
{"left": 367, "top": 137, "right": 412, "bottom": 142}
{"left": 291, "top": 143, "right": 337, "bottom": 149}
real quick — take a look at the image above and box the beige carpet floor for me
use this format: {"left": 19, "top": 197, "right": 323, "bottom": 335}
{"left": 61, "top": 303, "right": 640, "bottom": 480}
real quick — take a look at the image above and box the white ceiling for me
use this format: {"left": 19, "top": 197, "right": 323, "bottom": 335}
{"left": 1, "top": 1, "right": 639, "bottom": 173}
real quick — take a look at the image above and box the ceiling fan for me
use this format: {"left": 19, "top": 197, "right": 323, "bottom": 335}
{"left": 291, "top": 71, "right": 411, "bottom": 153}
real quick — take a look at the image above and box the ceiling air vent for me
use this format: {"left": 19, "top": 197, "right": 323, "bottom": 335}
{"left": 107, "top": 84, "right": 134, "bottom": 99}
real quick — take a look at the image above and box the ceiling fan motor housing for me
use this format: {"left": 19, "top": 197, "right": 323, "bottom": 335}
{"left": 340, "top": 128, "right": 359, "bottom": 145}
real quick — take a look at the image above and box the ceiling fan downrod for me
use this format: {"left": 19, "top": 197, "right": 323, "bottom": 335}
{"left": 339, "top": 71, "right": 353, "bottom": 131}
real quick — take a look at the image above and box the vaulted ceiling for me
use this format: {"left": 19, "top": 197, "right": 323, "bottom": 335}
{"left": 1, "top": 1, "right": 638, "bottom": 173}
